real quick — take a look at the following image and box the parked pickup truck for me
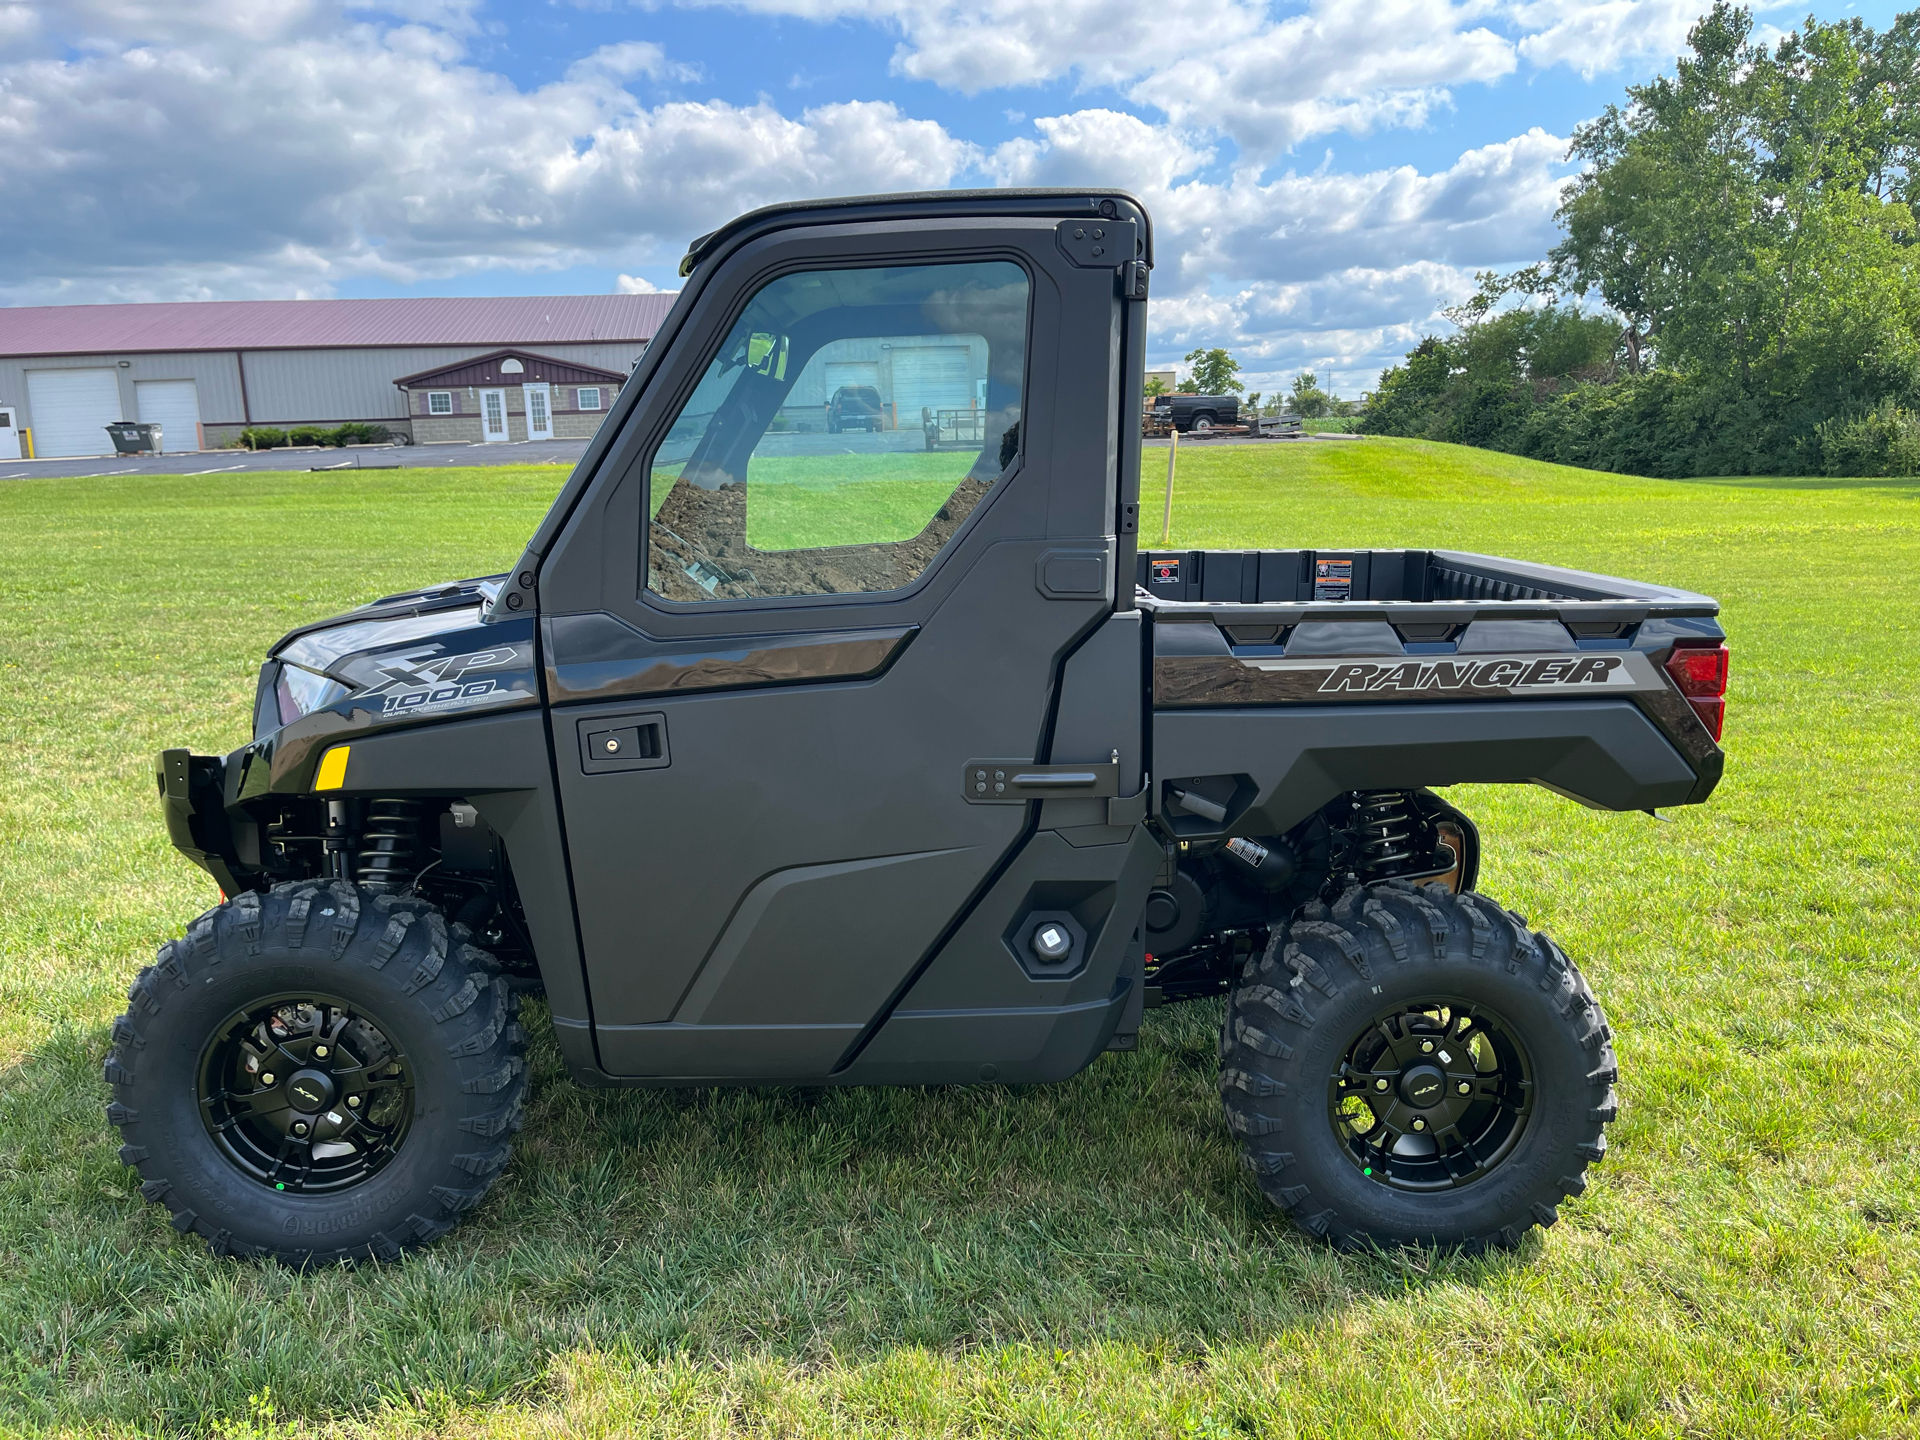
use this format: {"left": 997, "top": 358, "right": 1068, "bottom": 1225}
{"left": 112, "top": 189, "right": 1727, "bottom": 1265}
{"left": 1151, "top": 391, "right": 1241, "bottom": 431}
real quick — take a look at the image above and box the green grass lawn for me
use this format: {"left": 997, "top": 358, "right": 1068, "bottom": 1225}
{"left": 2, "top": 438, "right": 1917, "bottom": 1437}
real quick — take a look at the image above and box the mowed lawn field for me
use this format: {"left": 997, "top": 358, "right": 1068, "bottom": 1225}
{"left": 1, "top": 438, "right": 1916, "bottom": 1437}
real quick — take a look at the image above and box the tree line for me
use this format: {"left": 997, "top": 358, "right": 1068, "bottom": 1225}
{"left": 1360, "top": 4, "right": 1920, "bottom": 477}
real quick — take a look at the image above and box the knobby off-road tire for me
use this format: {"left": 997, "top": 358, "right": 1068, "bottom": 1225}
{"left": 1220, "top": 880, "right": 1616, "bottom": 1252}
{"left": 104, "top": 880, "right": 528, "bottom": 1263}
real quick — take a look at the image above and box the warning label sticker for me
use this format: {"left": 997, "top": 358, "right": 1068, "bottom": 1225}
{"left": 1313, "top": 557, "right": 1353, "bottom": 600}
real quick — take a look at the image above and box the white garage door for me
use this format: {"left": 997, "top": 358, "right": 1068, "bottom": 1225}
{"left": 26, "top": 368, "right": 122, "bottom": 458}
{"left": 136, "top": 379, "right": 202, "bottom": 453}
{"left": 823, "top": 361, "right": 880, "bottom": 399}
{"left": 891, "top": 346, "right": 973, "bottom": 423}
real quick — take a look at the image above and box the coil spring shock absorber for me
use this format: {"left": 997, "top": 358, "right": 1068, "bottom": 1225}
{"left": 356, "top": 798, "right": 425, "bottom": 890}
{"left": 1347, "top": 791, "right": 1418, "bottom": 877}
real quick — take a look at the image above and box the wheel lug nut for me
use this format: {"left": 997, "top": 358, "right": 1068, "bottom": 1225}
{"left": 347, "top": 1095, "right": 361, "bottom": 1108}
{"left": 1458, "top": 1081, "right": 1471, "bottom": 1095}
{"left": 1374, "top": 1078, "right": 1389, "bottom": 1091}
{"left": 259, "top": 1072, "right": 275, "bottom": 1086}
{"left": 292, "top": 1121, "right": 309, "bottom": 1136}
{"left": 1421, "top": 1040, "right": 1434, "bottom": 1053}
{"left": 1412, "top": 1117, "right": 1427, "bottom": 1132}
{"left": 314, "top": 1045, "right": 329, "bottom": 1059}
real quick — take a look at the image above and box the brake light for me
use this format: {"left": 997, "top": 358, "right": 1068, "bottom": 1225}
{"left": 1662, "top": 640, "right": 1728, "bottom": 742}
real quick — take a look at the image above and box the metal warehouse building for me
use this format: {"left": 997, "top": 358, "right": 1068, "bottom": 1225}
{"left": 0, "top": 293, "right": 676, "bottom": 459}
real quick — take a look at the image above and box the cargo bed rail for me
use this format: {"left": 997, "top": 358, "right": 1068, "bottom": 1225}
{"left": 1137, "top": 548, "right": 1718, "bottom": 622}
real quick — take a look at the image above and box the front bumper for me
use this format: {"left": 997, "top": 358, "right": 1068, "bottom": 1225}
{"left": 157, "top": 748, "right": 252, "bottom": 895}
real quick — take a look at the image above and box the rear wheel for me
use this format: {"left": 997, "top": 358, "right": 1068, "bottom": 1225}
{"left": 1220, "top": 881, "right": 1614, "bottom": 1251}
{"left": 1191, "top": 413, "right": 1215, "bottom": 432}
{"left": 105, "top": 881, "right": 527, "bottom": 1263}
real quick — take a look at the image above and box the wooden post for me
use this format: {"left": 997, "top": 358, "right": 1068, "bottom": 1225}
{"left": 1160, "top": 427, "right": 1178, "bottom": 545}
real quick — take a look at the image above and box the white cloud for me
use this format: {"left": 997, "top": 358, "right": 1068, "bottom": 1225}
{"left": 1508, "top": 0, "right": 1705, "bottom": 77}
{"left": 1129, "top": 0, "right": 1517, "bottom": 160}
{"left": 0, "top": 7, "right": 974, "bottom": 305}
{"left": 673, "top": 0, "right": 1516, "bottom": 161}
{"left": 615, "top": 273, "right": 669, "bottom": 292}
{"left": 986, "top": 111, "right": 1572, "bottom": 387}
{"left": 0, "top": 0, "right": 1601, "bottom": 392}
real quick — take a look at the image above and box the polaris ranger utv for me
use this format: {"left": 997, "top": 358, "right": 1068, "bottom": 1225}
{"left": 110, "top": 190, "right": 1728, "bottom": 1264}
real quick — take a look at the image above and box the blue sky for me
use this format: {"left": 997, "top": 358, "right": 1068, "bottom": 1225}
{"left": 0, "top": 0, "right": 1901, "bottom": 392}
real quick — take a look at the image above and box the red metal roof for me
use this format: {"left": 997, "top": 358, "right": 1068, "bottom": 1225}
{"left": 0, "top": 293, "right": 678, "bottom": 357}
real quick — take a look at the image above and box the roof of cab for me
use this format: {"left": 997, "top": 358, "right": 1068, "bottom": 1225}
{"left": 678, "top": 188, "right": 1153, "bottom": 277}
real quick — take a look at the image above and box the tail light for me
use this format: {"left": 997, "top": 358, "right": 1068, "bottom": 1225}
{"left": 1662, "top": 639, "right": 1728, "bottom": 742}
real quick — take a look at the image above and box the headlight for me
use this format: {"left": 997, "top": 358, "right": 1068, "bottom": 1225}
{"left": 266, "top": 607, "right": 484, "bottom": 728}
{"left": 274, "top": 663, "right": 352, "bottom": 726}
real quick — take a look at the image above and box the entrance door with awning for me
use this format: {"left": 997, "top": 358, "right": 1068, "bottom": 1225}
{"left": 525, "top": 383, "right": 554, "bottom": 441}
{"left": 480, "top": 389, "right": 509, "bottom": 442}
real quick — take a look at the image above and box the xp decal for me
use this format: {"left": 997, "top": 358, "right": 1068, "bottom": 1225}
{"left": 357, "top": 645, "right": 528, "bottom": 716}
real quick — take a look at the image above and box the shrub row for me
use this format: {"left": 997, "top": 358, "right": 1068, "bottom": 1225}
{"left": 234, "top": 422, "right": 393, "bottom": 450}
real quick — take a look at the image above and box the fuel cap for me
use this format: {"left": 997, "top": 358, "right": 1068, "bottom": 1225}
{"left": 1031, "top": 923, "right": 1073, "bottom": 963}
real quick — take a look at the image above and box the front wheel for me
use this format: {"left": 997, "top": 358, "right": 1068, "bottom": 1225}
{"left": 105, "top": 881, "right": 527, "bottom": 1263}
{"left": 1220, "top": 881, "right": 1614, "bottom": 1251}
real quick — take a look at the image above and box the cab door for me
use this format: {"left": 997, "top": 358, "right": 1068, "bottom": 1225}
{"left": 536, "top": 209, "right": 1136, "bottom": 1080}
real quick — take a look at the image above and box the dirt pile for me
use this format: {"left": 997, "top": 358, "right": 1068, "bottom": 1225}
{"left": 647, "top": 475, "right": 996, "bottom": 602}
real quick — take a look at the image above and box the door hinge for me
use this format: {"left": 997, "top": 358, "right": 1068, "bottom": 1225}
{"left": 1057, "top": 218, "right": 1139, "bottom": 270}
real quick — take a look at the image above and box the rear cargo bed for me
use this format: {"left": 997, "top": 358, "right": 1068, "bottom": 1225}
{"left": 1135, "top": 548, "right": 1726, "bottom": 816}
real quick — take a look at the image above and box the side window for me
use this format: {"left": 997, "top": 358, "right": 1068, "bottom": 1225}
{"left": 645, "top": 260, "right": 1029, "bottom": 603}
{"left": 427, "top": 391, "right": 453, "bottom": 415}
{"left": 577, "top": 386, "right": 603, "bottom": 411}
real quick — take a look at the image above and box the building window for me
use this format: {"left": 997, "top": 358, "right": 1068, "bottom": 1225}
{"left": 577, "top": 387, "right": 602, "bottom": 411}
{"left": 427, "top": 391, "right": 453, "bottom": 415}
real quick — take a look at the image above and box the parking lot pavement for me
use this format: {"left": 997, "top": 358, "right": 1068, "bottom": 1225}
{"left": 1141, "top": 431, "right": 1364, "bottom": 448}
{"left": 0, "top": 438, "right": 592, "bottom": 481}
{"left": 2, "top": 430, "right": 1363, "bottom": 480}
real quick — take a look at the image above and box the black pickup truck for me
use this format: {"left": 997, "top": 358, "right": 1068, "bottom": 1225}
{"left": 111, "top": 189, "right": 1727, "bottom": 1265}
{"left": 1151, "top": 391, "right": 1241, "bottom": 431}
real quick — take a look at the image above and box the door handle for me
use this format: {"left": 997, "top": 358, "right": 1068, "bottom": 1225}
{"left": 963, "top": 757, "right": 1120, "bottom": 803}
{"left": 578, "top": 712, "right": 670, "bottom": 774}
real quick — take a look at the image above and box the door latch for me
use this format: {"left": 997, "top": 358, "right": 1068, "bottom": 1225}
{"left": 963, "top": 757, "right": 1120, "bottom": 804}
{"left": 578, "top": 712, "right": 670, "bottom": 774}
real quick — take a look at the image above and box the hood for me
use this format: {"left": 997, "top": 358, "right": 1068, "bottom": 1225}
{"left": 260, "top": 574, "right": 537, "bottom": 740}
{"left": 269, "top": 574, "right": 507, "bottom": 657}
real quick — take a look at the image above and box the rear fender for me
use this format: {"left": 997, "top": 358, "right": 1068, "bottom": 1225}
{"left": 1151, "top": 700, "right": 1700, "bottom": 838}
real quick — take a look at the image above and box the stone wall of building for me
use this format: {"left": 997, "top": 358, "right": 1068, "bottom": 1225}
{"left": 411, "top": 414, "right": 482, "bottom": 445}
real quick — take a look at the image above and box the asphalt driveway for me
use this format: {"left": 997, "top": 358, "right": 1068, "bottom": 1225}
{"left": 0, "top": 438, "right": 593, "bottom": 480}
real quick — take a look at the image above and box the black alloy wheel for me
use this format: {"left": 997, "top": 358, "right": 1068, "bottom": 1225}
{"left": 197, "top": 994, "right": 415, "bottom": 1196}
{"left": 107, "top": 880, "right": 528, "bottom": 1263}
{"left": 1327, "top": 999, "right": 1533, "bottom": 1191}
{"left": 1219, "top": 880, "right": 1616, "bottom": 1252}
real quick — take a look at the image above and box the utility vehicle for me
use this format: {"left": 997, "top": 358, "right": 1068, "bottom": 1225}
{"left": 109, "top": 190, "right": 1728, "bottom": 1264}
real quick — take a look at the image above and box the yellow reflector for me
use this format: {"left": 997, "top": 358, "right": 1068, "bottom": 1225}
{"left": 314, "top": 746, "right": 351, "bottom": 792}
